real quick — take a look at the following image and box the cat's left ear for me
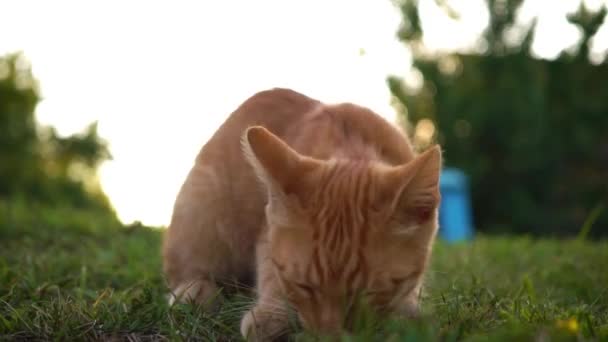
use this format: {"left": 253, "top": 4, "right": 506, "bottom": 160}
{"left": 377, "top": 145, "right": 442, "bottom": 223}
{"left": 241, "top": 125, "right": 320, "bottom": 198}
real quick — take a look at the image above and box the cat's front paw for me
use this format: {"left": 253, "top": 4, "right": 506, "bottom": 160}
{"left": 240, "top": 307, "right": 290, "bottom": 341}
{"left": 167, "top": 278, "right": 222, "bottom": 310}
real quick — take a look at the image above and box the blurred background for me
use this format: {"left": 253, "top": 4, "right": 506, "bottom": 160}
{"left": 1, "top": 0, "right": 607, "bottom": 237}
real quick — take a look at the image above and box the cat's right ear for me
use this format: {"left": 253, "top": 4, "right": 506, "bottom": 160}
{"left": 375, "top": 145, "right": 442, "bottom": 225}
{"left": 242, "top": 126, "right": 320, "bottom": 197}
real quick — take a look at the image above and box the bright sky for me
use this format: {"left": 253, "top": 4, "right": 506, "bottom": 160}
{"left": 1, "top": 0, "right": 606, "bottom": 226}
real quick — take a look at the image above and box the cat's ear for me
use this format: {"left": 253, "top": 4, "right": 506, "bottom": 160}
{"left": 377, "top": 145, "right": 442, "bottom": 223}
{"left": 242, "top": 126, "right": 319, "bottom": 197}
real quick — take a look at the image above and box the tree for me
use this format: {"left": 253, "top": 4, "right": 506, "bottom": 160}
{"left": 0, "top": 52, "right": 113, "bottom": 213}
{"left": 389, "top": 1, "right": 608, "bottom": 236}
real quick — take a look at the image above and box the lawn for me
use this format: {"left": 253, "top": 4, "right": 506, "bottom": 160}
{"left": 1, "top": 200, "right": 607, "bottom": 341}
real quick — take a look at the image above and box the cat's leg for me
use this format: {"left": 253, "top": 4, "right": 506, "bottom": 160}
{"left": 166, "top": 276, "right": 219, "bottom": 306}
{"left": 241, "top": 240, "right": 291, "bottom": 341}
{"left": 162, "top": 167, "right": 232, "bottom": 308}
{"left": 163, "top": 211, "right": 228, "bottom": 308}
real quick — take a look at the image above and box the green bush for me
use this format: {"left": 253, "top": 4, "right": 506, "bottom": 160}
{"left": 0, "top": 52, "right": 113, "bottom": 214}
{"left": 389, "top": 1, "right": 608, "bottom": 236}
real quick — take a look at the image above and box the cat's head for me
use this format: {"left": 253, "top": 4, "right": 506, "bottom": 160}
{"left": 242, "top": 126, "right": 442, "bottom": 334}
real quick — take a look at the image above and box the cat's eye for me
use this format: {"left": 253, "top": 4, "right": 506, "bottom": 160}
{"left": 391, "top": 277, "right": 408, "bottom": 286}
{"left": 286, "top": 281, "right": 316, "bottom": 298}
{"left": 294, "top": 282, "right": 315, "bottom": 296}
{"left": 367, "top": 274, "right": 417, "bottom": 296}
{"left": 271, "top": 258, "right": 285, "bottom": 271}
{"left": 392, "top": 273, "right": 420, "bottom": 295}
{"left": 392, "top": 271, "right": 420, "bottom": 286}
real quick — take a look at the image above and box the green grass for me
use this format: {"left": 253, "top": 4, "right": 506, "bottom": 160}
{"left": 1, "top": 199, "right": 607, "bottom": 341}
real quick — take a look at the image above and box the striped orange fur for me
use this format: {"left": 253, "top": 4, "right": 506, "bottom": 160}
{"left": 162, "top": 88, "right": 442, "bottom": 340}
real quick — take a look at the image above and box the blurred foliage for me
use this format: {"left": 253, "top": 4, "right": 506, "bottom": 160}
{"left": 0, "top": 52, "right": 113, "bottom": 213}
{"left": 389, "top": 0, "right": 608, "bottom": 236}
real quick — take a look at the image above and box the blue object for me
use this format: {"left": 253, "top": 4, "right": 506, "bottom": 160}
{"left": 438, "top": 168, "right": 474, "bottom": 242}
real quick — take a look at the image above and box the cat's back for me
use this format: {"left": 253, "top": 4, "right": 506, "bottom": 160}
{"left": 199, "top": 87, "right": 413, "bottom": 168}
{"left": 196, "top": 88, "right": 321, "bottom": 165}
{"left": 282, "top": 101, "right": 415, "bottom": 166}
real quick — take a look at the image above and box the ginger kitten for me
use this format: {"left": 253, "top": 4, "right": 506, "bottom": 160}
{"left": 162, "top": 88, "right": 442, "bottom": 340}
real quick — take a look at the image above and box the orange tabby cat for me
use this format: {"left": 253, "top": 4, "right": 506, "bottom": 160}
{"left": 162, "top": 88, "right": 442, "bottom": 340}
